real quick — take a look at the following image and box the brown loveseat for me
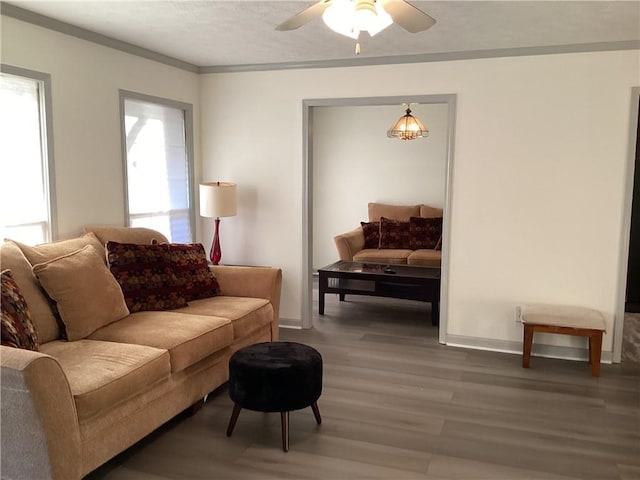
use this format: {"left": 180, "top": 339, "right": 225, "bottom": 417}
{"left": 334, "top": 202, "right": 443, "bottom": 267}
{"left": 0, "top": 227, "right": 282, "bottom": 480}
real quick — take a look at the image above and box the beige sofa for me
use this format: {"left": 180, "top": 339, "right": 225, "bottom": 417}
{"left": 334, "top": 202, "right": 443, "bottom": 267}
{"left": 0, "top": 227, "right": 282, "bottom": 480}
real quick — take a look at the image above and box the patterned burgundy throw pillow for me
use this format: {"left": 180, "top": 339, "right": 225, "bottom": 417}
{"left": 106, "top": 242, "right": 187, "bottom": 313}
{"left": 409, "top": 217, "right": 443, "bottom": 250}
{"left": 379, "top": 217, "right": 411, "bottom": 249}
{"left": 1, "top": 270, "right": 39, "bottom": 351}
{"left": 360, "top": 221, "right": 380, "bottom": 249}
{"left": 168, "top": 243, "right": 221, "bottom": 302}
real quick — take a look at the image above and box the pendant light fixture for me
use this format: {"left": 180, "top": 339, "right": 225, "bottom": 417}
{"left": 387, "top": 105, "right": 429, "bottom": 140}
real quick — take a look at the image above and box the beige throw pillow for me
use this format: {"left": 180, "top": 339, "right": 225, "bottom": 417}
{"left": 33, "top": 245, "right": 129, "bottom": 341}
{"left": 12, "top": 232, "right": 106, "bottom": 266}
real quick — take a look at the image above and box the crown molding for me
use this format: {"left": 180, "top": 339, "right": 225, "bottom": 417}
{"left": 200, "top": 40, "right": 640, "bottom": 73}
{"left": 1, "top": 2, "right": 199, "bottom": 73}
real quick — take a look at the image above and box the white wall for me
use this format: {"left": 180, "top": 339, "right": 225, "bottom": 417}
{"left": 3, "top": 13, "right": 638, "bottom": 357}
{"left": 200, "top": 50, "right": 639, "bottom": 356}
{"left": 0, "top": 16, "right": 201, "bottom": 239}
{"left": 312, "top": 103, "right": 448, "bottom": 269}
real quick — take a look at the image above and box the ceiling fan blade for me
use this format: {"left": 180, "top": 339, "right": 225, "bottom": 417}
{"left": 276, "top": 0, "right": 332, "bottom": 31}
{"left": 381, "top": 0, "right": 436, "bottom": 33}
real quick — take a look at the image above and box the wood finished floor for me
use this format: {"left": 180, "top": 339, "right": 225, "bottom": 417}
{"left": 87, "top": 290, "right": 640, "bottom": 480}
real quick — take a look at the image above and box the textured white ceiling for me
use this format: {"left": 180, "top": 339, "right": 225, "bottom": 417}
{"left": 6, "top": 1, "right": 640, "bottom": 68}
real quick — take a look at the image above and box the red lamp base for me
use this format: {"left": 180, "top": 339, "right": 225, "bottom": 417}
{"left": 210, "top": 217, "right": 222, "bottom": 265}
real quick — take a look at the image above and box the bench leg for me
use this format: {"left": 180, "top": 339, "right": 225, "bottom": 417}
{"left": 281, "top": 411, "right": 289, "bottom": 452}
{"left": 522, "top": 324, "right": 534, "bottom": 368}
{"left": 226, "top": 404, "right": 242, "bottom": 437}
{"left": 589, "top": 332, "right": 603, "bottom": 377}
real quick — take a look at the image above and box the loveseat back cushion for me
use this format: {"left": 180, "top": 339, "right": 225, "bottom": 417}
{"left": 106, "top": 242, "right": 187, "bottom": 313}
{"left": 89, "top": 311, "right": 233, "bottom": 373}
{"left": 39, "top": 339, "right": 170, "bottom": 421}
{"left": 419, "top": 204, "right": 443, "bottom": 218}
{"left": 84, "top": 226, "right": 169, "bottom": 246}
{"left": 1, "top": 270, "right": 39, "bottom": 350}
{"left": 380, "top": 217, "right": 411, "bottom": 249}
{"left": 33, "top": 245, "right": 130, "bottom": 341}
{"left": 0, "top": 241, "right": 60, "bottom": 342}
{"left": 409, "top": 217, "right": 443, "bottom": 250}
{"left": 368, "top": 203, "right": 420, "bottom": 222}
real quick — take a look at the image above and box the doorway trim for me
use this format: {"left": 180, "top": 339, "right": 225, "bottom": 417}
{"left": 614, "top": 86, "right": 640, "bottom": 362}
{"left": 302, "top": 94, "right": 457, "bottom": 345}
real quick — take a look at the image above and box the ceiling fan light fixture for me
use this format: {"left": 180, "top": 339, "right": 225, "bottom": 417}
{"left": 322, "top": 0, "right": 359, "bottom": 39}
{"left": 387, "top": 107, "right": 429, "bottom": 140}
{"left": 367, "top": 1, "right": 393, "bottom": 36}
{"left": 322, "top": 0, "right": 393, "bottom": 40}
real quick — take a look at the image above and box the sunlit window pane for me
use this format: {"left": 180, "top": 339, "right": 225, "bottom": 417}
{"left": 123, "top": 97, "right": 192, "bottom": 243}
{"left": 0, "top": 71, "right": 51, "bottom": 245}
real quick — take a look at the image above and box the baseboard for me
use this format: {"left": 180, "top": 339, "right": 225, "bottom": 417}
{"left": 279, "top": 318, "right": 303, "bottom": 329}
{"left": 445, "top": 334, "right": 613, "bottom": 364}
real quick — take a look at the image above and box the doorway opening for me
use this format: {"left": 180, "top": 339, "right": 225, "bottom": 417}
{"left": 301, "top": 94, "right": 457, "bottom": 345}
{"left": 619, "top": 88, "right": 640, "bottom": 362}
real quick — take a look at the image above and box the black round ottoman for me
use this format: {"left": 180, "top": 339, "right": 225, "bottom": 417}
{"left": 226, "top": 341, "right": 323, "bottom": 451}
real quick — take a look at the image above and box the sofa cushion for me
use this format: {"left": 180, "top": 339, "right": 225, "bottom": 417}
{"left": 89, "top": 311, "right": 233, "bottom": 373}
{"left": 33, "top": 245, "right": 130, "bottom": 341}
{"left": 368, "top": 203, "right": 420, "bottom": 222}
{"left": 106, "top": 242, "right": 187, "bottom": 313}
{"left": 0, "top": 241, "right": 60, "bottom": 342}
{"left": 419, "top": 204, "right": 443, "bottom": 218}
{"left": 167, "top": 243, "right": 221, "bottom": 301}
{"left": 1, "top": 270, "right": 39, "bottom": 351}
{"left": 379, "top": 217, "right": 411, "bottom": 249}
{"left": 171, "top": 296, "right": 272, "bottom": 341}
{"left": 353, "top": 249, "right": 411, "bottom": 264}
{"left": 409, "top": 216, "right": 443, "bottom": 250}
{"left": 84, "top": 226, "right": 169, "bottom": 246}
{"left": 12, "top": 232, "right": 106, "bottom": 266}
{"left": 360, "top": 222, "right": 380, "bottom": 249}
{"left": 39, "top": 339, "right": 170, "bottom": 421}
{"left": 407, "top": 249, "right": 442, "bottom": 267}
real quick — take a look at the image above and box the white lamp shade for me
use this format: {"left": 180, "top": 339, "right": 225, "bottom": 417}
{"left": 199, "top": 182, "right": 237, "bottom": 218}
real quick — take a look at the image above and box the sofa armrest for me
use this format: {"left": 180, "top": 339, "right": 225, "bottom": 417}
{"left": 1, "top": 346, "right": 82, "bottom": 480}
{"left": 209, "top": 266, "right": 283, "bottom": 340}
{"left": 334, "top": 228, "right": 365, "bottom": 261}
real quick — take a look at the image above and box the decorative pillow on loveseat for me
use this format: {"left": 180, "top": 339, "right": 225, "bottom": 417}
{"left": 167, "top": 243, "right": 221, "bottom": 302}
{"left": 32, "top": 245, "right": 130, "bottom": 341}
{"left": 1, "top": 269, "right": 39, "bottom": 350}
{"left": 107, "top": 241, "right": 187, "bottom": 313}
{"left": 379, "top": 217, "right": 411, "bottom": 249}
{"left": 409, "top": 216, "right": 443, "bottom": 250}
{"left": 360, "top": 221, "right": 380, "bottom": 249}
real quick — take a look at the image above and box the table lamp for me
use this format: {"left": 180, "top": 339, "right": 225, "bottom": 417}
{"left": 199, "top": 182, "right": 237, "bottom": 265}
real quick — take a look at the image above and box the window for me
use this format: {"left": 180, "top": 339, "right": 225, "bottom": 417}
{"left": 120, "top": 91, "right": 195, "bottom": 243}
{"left": 0, "top": 66, "right": 56, "bottom": 245}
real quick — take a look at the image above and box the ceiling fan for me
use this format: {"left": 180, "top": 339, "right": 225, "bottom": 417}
{"left": 276, "top": 0, "right": 436, "bottom": 43}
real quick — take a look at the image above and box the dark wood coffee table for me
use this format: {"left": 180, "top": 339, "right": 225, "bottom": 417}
{"left": 318, "top": 261, "right": 441, "bottom": 326}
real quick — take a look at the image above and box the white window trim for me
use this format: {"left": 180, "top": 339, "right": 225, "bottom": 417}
{"left": 118, "top": 89, "right": 196, "bottom": 242}
{"left": 1, "top": 64, "right": 58, "bottom": 242}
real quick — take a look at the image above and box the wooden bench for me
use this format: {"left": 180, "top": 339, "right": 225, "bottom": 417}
{"left": 521, "top": 304, "right": 606, "bottom": 377}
